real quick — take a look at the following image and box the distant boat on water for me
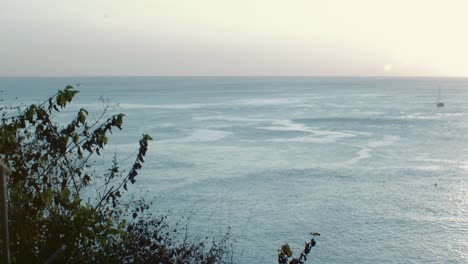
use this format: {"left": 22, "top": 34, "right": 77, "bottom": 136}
{"left": 436, "top": 88, "right": 444, "bottom": 107}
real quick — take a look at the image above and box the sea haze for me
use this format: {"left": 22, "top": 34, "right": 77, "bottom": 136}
{"left": 2, "top": 77, "right": 468, "bottom": 263}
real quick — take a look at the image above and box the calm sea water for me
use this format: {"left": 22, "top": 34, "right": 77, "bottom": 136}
{"left": 2, "top": 77, "right": 468, "bottom": 263}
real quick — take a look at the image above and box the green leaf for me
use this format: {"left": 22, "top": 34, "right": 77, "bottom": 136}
{"left": 282, "top": 244, "right": 293, "bottom": 257}
{"left": 57, "top": 94, "right": 65, "bottom": 107}
{"left": 98, "top": 135, "right": 108, "bottom": 145}
{"left": 78, "top": 109, "right": 87, "bottom": 124}
{"left": 61, "top": 188, "right": 71, "bottom": 202}
{"left": 72, "top": 196, "right": 83, "bottom": 208}
{"left": 97, "top": 234, "right": 107, "bottom": 246}
{"left": 57, "top": 87, "right": 79, "bottom": 107}
{"left": 64, "top": 89, "right": 79, "bottom": 102}
{"left": 143, "top": 134, "right": 153, "bottom": 141}
{"left": 108, "top": 228, "right": 121, "bottom": 235}
{"left": 37, "top": 108, "right": 46, "bottom": 119}
{"left": 118, "top": 220, "right": 127, "bottom": 229}
{"left": 26, "top": 104, "right": 37, "bottom": 122}
{"left": 115, "top": 113, "right": 125, "bottom": 127}
{"left": 43, "top": 188, "right": 53, "bottom": 206}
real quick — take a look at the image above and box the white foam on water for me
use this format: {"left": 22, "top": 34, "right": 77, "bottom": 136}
{"left": 414, "top": 165, "right": 443, "bottom": 171}
{"left": 230, "top": 98, "right": 304, "bottom": 106}
{"left": 413, "top": 158, "right": 468, "bottom": 171}
{"left": 345, "top": 135, "right": 400, "bottom": 165}
{"left": 414, "top": 157, "right": 468, "bottom": 165}
{"left": 443, "top": 112, "right": 466, "bottom": 116}
{"left": 119, "top": 103, "right": 211, "bottom": 110}
{"left": 360, "top": 93, "right": 385, "bottom": 97}
{"left": 172, "top": 129, "right": 232, "bottom": 142}
{"left": 206, "top": 124, "right": 234, "bottom": 129}
{"left": 81, "top": 97, "right": 308, "bottom": 111}
{"left": 342, "top": 130, "right": 373, "bottom": 136}
{"left": 359, "top": 111, "right": 385, "bottom": 115}
{"left": 264, "top": 120, "right": 356, "bottom": 136}
{"left": 147, "top": 122, "right": 175, "bottom": 128}
{"left": 458, "top": 165, "right": 468, "bottom": 171}
{"left": 118, "top": 97, "right": 307, "bottom": 111}
{"left": 260, "top": 119, "right": 311, "bottom": 133}
{"left": 310, "top": 129, "right": 355, "bottom": 137}
{"left": 195, "top": 116, "right": 362, "bottom": 144}
{"left": 324, "top": 103, "right": 347, "bottom": 108}
{"left": 270, "top": 134, "right": 354, "bottom": 143}
{"left": 345, "top": 147, "right": 371, "bottom": 165}
{"left": 193, "top": 115, "right": 268, "bottom": 123}
{"left": 367, "top": 135, "right": 400, "bottom": 148}
{"left": 262, "top": 119, "right": 357, "bottom": 143}
{"left": 399, "top": 113, "right": 439, "bottom": 120}
{"left": 399, "top": 112, "right": 466, "bottom": 120}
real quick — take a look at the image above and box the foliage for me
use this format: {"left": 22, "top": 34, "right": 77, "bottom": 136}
{"left": 0, "top": 86, "right": 317, "bottom": 263}
{"left": 278, "top": 233, "right": 320, "bottom": 264}
{"left": 0, "top": 86, "right": 232, "bottom": 263}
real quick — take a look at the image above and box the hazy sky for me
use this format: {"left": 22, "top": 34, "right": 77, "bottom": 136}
{"left": 2, "top": 0, "right": 468, "bottom": 76}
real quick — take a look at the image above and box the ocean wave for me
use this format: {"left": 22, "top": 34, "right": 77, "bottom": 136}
{"left": 399, "top": 112, "right": 467, "bottom": 120}
{"left": 458, "top": 165, "right": 468, "bottom": 171}
{"left": 360, "top": 93, "right": 385, "bottom": 97}
{"left": 193, "top": 115, "right": 268, "bottom": 123}
{"left": 257, "top": 119, "right": 358, "bottom": 144}
{"left": 206, "top": 124, "right": 234, "bottom": 129}
{"left": 413, "top": 158, "right": 468, "bottom": 171}
{"left": 367, "top": 135, "right": 400, "bottom": 148}
{"left": 259, "top": 119, "right": 311, "bottom": 133}
{"left": 119, "top": 103, "right": 211, "bottom": 110}
{"left": 414, "top": 157, "right": 468, "bottom": 165}
{"left": 344, "top": 135, "right": 400, "bottom": 165}
{"left": 293, "top": 117, "right": 407, "bottom": 124}
{"left": 444, "top": 113, "right": 466, "bottom": 116}
{"left": 167, "top": 129, "right": 232, "bottom": 142}
{"left": 413, "top": 165, "right": 443, "bottom": 171}
{"left": 342, "top": 130, "right": 373, "bottom": 136}
{"left": 260, "top": 119, "right": 356, "bottom": 137}
{"left": 270, "top": 133, "right": 354, "bottom": 143}
{"left": 119, "top": 97, "right": 308, "bottom": 110}
{"left": 398, "top": 113, "right": 438, "bottom": 120}
{"left": 345, "top": 147, "right": 371, "bottom": 165}
{"left": 72, "top": 102, "right": 210, "bottom": 111}
{"left": 358, "top": 111, "right": 385, "bottom": 115}
{"left": 229, "top": 98, "right": 304, "bottom": 106}
{"left": 195, "top": 116, "right": 367, "bottom": 144}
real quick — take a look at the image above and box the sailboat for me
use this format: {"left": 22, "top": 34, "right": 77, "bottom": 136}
{"left": 436, "top": 88, "right": 444, "bottom": 107}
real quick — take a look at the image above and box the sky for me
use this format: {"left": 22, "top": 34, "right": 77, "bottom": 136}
{"left": 1, "top": 0, "right": 468, "bottom": 77}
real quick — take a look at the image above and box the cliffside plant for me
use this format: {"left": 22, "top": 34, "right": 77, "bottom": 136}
{"left": 0, "top": 85, "right": 317, "bottom": 263}
{"left": 278, "top": 233, "right": 320, "bottom": 264}
{"left": 0, "top": 86, "right": 230, "bottom": 263}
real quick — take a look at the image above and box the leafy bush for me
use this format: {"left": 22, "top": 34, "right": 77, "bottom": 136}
{"left": 0, "top": 86, "right": 231, "bottom": 263}
{"left": 0, "top": 86, "right": 317, "bottom": 263}
{"left": 278, "top": 233, "right": 320, "bottom": 264}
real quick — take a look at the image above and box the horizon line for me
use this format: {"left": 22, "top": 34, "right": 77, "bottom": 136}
{"left": 1, "top": 74, "right": 468, "bottom": 79}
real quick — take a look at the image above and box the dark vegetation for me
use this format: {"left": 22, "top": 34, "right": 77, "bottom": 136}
{"left": 0, "top": 86, "right": 318, "bottom": 263}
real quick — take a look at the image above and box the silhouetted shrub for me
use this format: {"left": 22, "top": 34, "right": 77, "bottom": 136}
{"left": 0, "top": 86, "right": 317, "bottom": 263}
{"left": 0, "top": 86, "right": 232, "bottom": 263}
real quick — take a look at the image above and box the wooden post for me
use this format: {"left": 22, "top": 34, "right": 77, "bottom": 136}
{"left": 0, "top": 162, "right": 10, "bottom": 264}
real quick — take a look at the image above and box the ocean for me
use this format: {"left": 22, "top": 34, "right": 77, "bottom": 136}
{"left": 1, "top": 77, "right": 468, "bottom": 263}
